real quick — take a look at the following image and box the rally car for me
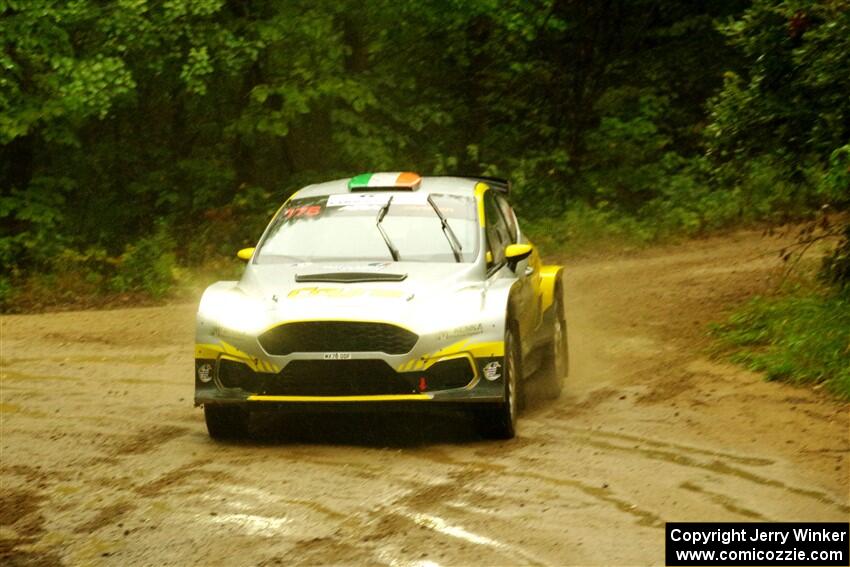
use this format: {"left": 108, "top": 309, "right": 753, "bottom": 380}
{"left": 195, "top": 172, "right": 568, "bottom": 439}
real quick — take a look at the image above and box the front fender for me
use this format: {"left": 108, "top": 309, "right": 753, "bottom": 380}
{"left": 539, "top": 265, "right": 565, "bottom": 314}
{"left": 482, "top": 274, "right": 534, "bottom": 364}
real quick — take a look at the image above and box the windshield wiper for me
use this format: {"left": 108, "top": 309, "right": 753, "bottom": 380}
{"left": 376, "top": 196, "right": 401, "bottom": 261}
{"left": 427, "top": 194, "right": 463, "bottom": 262}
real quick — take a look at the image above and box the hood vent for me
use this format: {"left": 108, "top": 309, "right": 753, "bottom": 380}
{"left": 295, "top": 272, "right": 407, "bottom": 283}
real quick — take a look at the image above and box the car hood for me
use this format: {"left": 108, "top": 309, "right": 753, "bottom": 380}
{"left": 238, "top": 261, "right": 486, "bottom": 331}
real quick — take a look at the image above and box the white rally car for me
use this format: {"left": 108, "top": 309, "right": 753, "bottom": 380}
{"left": 195, "top": 173, "right": 568, "bottom": 439}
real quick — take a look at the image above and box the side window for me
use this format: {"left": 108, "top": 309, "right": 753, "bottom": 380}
{"left": 495, "top": 194, "right": 518, "bottom": 243}
{"left": 483, "top": 191, "right": 512, "bottom": 268}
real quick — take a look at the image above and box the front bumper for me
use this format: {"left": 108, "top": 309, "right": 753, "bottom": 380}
{"left": 194, "top": 327, "right": 506, "bottom": 406}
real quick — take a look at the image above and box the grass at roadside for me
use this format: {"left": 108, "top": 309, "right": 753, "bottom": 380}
{"left": 711, "top": 286, "right": 850, "bottom": 399}
{"left": 522, "top": 205, "right": 656, "bottom": 258}
{"left": 3, "top": 255, "right": 243, "bottom": 314}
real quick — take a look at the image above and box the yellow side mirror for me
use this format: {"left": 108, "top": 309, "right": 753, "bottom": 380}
{"left": 505, "top": 243, "right": 532, "bottom": 261}
{"left": 505, "top": 243, "right": 533, "bottom": 270}
{"left": 237, "top": 247, "right": 255, "bottom": 261}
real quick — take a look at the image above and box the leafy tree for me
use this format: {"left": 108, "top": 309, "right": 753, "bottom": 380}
{"left": 707, "top": 0, "right": 850, "bottom": 285}
{"left": 707, "top": 0, "right": 850, "bottom": 173}
{"left": 4, "top": 0, "right": 848, "bottom": 304}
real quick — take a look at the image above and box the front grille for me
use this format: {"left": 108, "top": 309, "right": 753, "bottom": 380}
{"left": 258, "top": 321, "right": 418, "bottom": 356}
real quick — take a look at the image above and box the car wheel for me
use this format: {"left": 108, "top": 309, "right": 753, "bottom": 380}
{"left": 204, "top": 405, "right": 249, "bottom": 440}
{"left": 476, "top": 325, "right": 519, "bottom": 439}
{"left": 541, "top": 285, "right": 569, "bottom": 399}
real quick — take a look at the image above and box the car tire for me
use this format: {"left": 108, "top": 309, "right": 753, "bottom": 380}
{"left": 475, "top": 325, "right": 519, "bottom": 439}
{"left": 204, "top": 405, "right": 249, "bottom": 440}
{"left": 541, "top": 283, "right": 569, "bottom": 399}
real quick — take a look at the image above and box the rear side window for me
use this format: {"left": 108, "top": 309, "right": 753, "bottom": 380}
{"left": 483, "top": 191, "right": 512, "bottom": 268}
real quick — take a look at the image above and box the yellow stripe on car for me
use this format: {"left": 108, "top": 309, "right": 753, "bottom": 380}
{"left": 195, "top": 341, "right": 281, "bottom": 373}
{"left": 195, "top": 343, "right": 223, "bottom": 360}
{"left": 474, "top": 182, "right": 489, "bottom": 227}
{"left": 397, "top": 340, "right": 504, "bottom": 372}
{"left": 247, "top": 394, "right": 432, "bottom": 402}
{"left": 428, "top": 338, "right": 505, "bottom": 359}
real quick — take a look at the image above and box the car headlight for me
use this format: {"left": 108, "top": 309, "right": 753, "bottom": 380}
{"left": 198, "top": 290, "right": 269, "bottom": 334}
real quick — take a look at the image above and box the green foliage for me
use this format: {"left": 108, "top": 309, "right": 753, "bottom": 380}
{"left": 701, "top": 0, "right": 850, "bottom": 293}
{"left": 712, "top": 289, "right": 850, "bottom": 398}
{"left": 642, "top": 155, "right": 820, "bottom": 233}
{"left": 822, "top": 144, "right": 850, "bottom": 205}
{"left": 523, "top": 202, "right": 654, "bottom": 257}
{"left": 1, "top": 0, "right": 848, "bottom": 317}
{"left": 707, "top": 0, "right": 850, "bottom": 167}
{"left": 821, "top": 224, "right": 850, "bottom": 290}
{"left": 0, "top": 0, "right": 752, "bottom": 269}
{"left": 0, "top": 275, "right": 12, "bottom": 308}
{"left": 0, "top": 232, "right": 178, "bottom": 312}
{"left": 817, "top": 145, "right": 850, "bottom": 289}
{"left": 110, "top": 228, "right": 177, "bottom": 298}
{"left": 709, "top": 2, "right": 846, "bottom": 154}
{"left": 0, "top": 1, "right": 138, "bottom": 144}
{"left": 523, "top": 153, "right": 832, "bottom": 256}
{"left": 0, "top": 176, "right": 72, "bottom": 267}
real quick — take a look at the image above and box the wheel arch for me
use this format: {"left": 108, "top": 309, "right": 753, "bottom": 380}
{"left": 539, "top": 265, "right": 565, "bottom": 314}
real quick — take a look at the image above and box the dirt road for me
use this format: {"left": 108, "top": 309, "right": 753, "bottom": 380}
{"left": 2, "top": 230, "right": 848, "bottom": 566}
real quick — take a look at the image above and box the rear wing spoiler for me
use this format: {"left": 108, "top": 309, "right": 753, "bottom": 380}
{"left": 433, "top": 175, "right": 511, "bottom": 195}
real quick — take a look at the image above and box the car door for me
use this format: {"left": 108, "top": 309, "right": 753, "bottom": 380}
{"left": 495, "top": 193, "right": 543, "bottom": 330}
{"left": 483, "top": 191, "right": 536, "bottom": 351}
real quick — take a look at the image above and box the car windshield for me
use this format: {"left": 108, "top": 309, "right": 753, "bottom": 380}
{"left": 255, "top": 192, "right": 479, "bottom": 263}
